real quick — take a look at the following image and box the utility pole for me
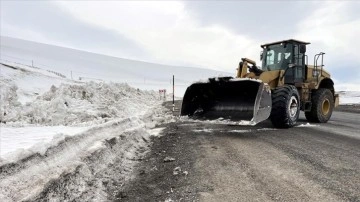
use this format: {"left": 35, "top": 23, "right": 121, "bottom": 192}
{"left": 172, "top": 75, "right": 175, "bottom": 112}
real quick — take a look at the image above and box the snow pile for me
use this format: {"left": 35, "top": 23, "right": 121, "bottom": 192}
{"left": 0, "top": 60, "right": 176, "bottom": 201}
{"left": 0, "top": 116, "right": 164, "bottom": 201}
{"left": 0, "top": 79, "right": 21, "bottom": 123}
{"left": 297, "top": 123, "right": 318, "bottom": 127}
{"left": 0, "top": 81, "right": 172, "bottom": 161}
{"left": 1, "top": 82, "right": 159, "bottom": 125}
{"left": 0, "top": 63, "right": 78, "bottom": 104}
{"left": 0, "top": 84, "right": 172, "bottom": 201}
{"left": 180, "top": 116, "right": 256, "bottom": 126}
{"left": 0, "top": 62, "right": 173, "bottom": 162}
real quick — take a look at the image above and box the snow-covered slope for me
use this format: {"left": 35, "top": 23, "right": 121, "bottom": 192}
{"left": 1, "top": 36, "right": 231, "bottom": 96}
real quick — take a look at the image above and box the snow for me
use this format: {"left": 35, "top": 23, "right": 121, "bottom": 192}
{"left": 1, "top": 36, "right": 230, "bottom": 97}
{"left": 0, "top": 36, "right": 360, "bottom": 201}
{"left": 1, "top": 74, "right": 159, "bottom": 126}
{"left": 238, "top": 120, "right": 257, "bottom": 126}
{"left": 192, "top": 129, "right": 213, "bottom": 133}
{"left": 338, "top": 91, "right": 360, "bottom": 104}
{"left": 0, "top": 62, "right": 78, "bottom": 104}
{"left": 164, "top": 157, "right": 176, "bottom": 162}
{"left": 180, "top": 116, "right": 256, "bottom": 126}
{"left": 148, "top": 127, "right": 166, "bottom": 137}
{"left": 230, "top": 77, "right": 262, "bottom": 83}
{"left": 228, "top": 130, "right": 252, "bottom": 133}
{"left": 0, "top": 80, "right": 168, "bottom": 161}
{"left": 0, "top": 89, "right": 171, "bottom": 201}
{"left": 297, "top": 123, "right": 318, "bottom": 127}
{"left": 0, "top": 117, "right": 165, "bottom": 201}
{"left": 0, "top": 126, "right": 89, "bottom": 159}
{"left": 0, "top": 58, "right": 175, "bottom": 200}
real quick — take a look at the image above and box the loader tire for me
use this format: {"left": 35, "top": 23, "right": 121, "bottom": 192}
{"left": 305, "top": 88, "right": 334, "bottom": 123}
{"left": 270, "top": 85, "right": 300, "bottom": 128}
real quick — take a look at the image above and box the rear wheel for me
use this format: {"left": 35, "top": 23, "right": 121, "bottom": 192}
{"left": 305, "top": 88, "right": 334, "bottom": 123}
{"left": 270, "top": 85, "right": 300, "bottom": 128}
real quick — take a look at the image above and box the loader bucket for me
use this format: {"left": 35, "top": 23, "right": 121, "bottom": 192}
{"left": 181, "top": 78, "right": 272, "bottom": 125}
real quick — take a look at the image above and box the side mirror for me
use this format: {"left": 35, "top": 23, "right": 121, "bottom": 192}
{"left": 260, "top": 51, "right": 263, "bottom": 60}
{"left": 300, "top": 44, "right": 306, "bottom": 53}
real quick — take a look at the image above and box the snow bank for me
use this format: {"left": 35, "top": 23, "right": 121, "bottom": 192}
{"left": 0, "top": 62, "right": 173, "bottom": 162}
{"left": 0, "top": 117, "right": 151, "bottom": 201}
{"left": 1, "top": 81, "right": 159, "bottom": 126}
{"left": 0, "top": 126, "right": 89, "bottom": 159}
{"left": 0, "top": 80, "right": 171, "bottom": 161}
{"left": 0, "top": 97, "right": 172, "bottom": 201}
{"left": 0, "top": 60, "right": 176, "bottom": 201}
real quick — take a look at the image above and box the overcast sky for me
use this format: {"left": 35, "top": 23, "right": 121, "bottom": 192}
{"left": 1, "top": 1, "right": 360, "bottom": 89}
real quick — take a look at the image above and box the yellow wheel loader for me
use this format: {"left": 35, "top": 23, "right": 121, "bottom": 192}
{"left": 181, "top": 39, "right": 339, "bottom": 128}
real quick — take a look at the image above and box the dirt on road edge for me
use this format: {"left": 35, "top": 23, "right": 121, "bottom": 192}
{"left": 114, "top": 101, "right": 206, "bottom": 201}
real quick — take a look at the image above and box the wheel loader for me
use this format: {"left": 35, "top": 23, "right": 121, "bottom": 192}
{"left": 181, "top": 39, "right": 339, "bottom": 128}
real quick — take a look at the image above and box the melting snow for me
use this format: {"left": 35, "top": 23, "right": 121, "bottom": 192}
{"left": 193, "top": 129, "right": 213, "bottom": 133}
{"left": 228, "top": 130, "right": 251, "bottom": 133}
{"left": 238, "top": 120, "right": 256, "bottom": 126}
{"left": 148, "top": 127, "right": 165, "bottom": 137}
{"left": 180, "top": 116, "right": 256, "bottom": 126}
{"left": 297, "top": 123, "right": 318, "bottom": 127}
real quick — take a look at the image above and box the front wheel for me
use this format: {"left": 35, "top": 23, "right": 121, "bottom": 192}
{"left": 305, "top": 88, "right": 334, "bottom": 123}
{"left": 270, "top": 85, "right": 300, "bottom": 128}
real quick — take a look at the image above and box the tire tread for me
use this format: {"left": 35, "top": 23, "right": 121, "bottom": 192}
{"left": 270, "top": 85, "right": 300, "bottom": 128}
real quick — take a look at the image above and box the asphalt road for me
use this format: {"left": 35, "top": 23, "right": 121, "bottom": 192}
{"left": 117, "top": 101, "right": 360, "bottom": 202}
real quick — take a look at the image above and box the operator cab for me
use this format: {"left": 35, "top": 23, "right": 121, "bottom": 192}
{"left": 260, "top": 39, "right": 310, "bottom": 84}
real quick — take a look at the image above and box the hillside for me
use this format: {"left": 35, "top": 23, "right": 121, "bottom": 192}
{"left": 1, "top": 36, "right": 231, "bottom": 96}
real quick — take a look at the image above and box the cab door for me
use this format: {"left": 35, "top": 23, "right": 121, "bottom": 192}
{"left": 285, "top": 44, "right": 305, "bottom": 84}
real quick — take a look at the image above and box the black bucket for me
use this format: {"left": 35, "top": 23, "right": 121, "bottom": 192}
{"left": 181, "top": 78, "right": 272, "bottom": 124}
